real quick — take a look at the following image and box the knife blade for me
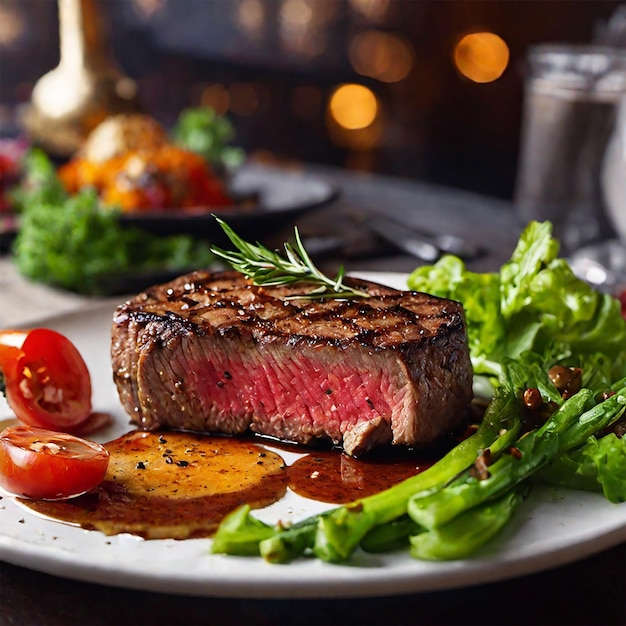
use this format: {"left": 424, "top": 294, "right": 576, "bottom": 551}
{"left": 367, "top": 216, "right": 482, "bottom": 262}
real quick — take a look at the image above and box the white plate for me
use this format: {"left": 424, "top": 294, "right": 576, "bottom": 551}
{"left": 0, "top": 271, "right": 624, "bottom": 599}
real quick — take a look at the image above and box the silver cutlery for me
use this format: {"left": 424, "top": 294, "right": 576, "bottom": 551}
{"left": 367, "top": 216, "right": 483, "bottom": 262}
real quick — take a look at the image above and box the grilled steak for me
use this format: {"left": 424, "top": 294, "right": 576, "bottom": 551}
{"left": 111, "top": 270, "right": 473, "bottom": 456}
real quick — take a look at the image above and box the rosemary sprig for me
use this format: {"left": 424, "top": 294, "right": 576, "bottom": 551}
{"left": 210, "top": 216, "right": 370, "bottom": 299}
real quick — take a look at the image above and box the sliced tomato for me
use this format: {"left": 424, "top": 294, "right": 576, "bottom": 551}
{"left": 0, "top": 343, "right": 22, "bottom": 371}
{"left": 0, "top": 329, "right": 92, "bottom": 430}
{"left": 0, "top": 330, "right": 29, "bottom": 351}
{"left": 0, "top": 425, "right": 109, "bottom": 500}
{"left": 0, "top": 331, "right": 27, "bottom": 373}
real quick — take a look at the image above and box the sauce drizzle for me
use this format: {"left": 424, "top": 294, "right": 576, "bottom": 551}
{"left": 22, "top": 431, "right": 289, "bottom": 539}
{"left": 20, "top": 430, "right": 451, "bottom": 539}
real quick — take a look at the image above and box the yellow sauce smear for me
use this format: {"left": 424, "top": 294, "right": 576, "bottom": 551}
{"left": 22, "top": 431, "right": 289, "bottom": 539}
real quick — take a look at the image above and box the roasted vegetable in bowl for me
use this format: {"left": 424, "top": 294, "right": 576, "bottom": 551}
{"left": 59, "top": 144, "right": 232, "bottom": 212}
{"left": 58, "top": 113, "right": 234, "bottom": 212}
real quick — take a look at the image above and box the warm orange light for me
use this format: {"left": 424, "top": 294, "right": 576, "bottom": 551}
{"left": 200, "top": 84, "right": 229, "bottom": 115}
{"left": 328, "top": 84, "right": 378, "bottom": 130}
{"left": 453, "top": 32, "right": 510, "bottom": 83}
{"left": 349, "top": 31, "right": 413, "bottom": 83}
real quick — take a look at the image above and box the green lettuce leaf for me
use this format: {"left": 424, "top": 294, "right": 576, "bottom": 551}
{"left": 407, "top": 221, "right": 626, "bottom": 385}
{"left": 536, "top": 433, "right": 626, "bottom": 503}
{"left": 13, "top": 187, "right": 214, "bottom": 295}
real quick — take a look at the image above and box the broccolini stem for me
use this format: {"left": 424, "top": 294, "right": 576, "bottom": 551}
{"left": 409, "top": 485, "right": 527, "bottom": 561}
{"left": 407, "top": 387, "right": 626, "bottom": 531}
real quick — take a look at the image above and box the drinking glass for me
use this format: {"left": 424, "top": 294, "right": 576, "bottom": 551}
{"left": 515, "top": 44, "right": 626, "bottom": 253}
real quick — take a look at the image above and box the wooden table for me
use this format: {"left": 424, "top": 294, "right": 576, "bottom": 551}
{"left": 0, "top": 164, "right": 624, "bottom": 625}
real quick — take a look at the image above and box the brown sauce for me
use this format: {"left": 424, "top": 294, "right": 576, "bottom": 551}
{"left": 287, "top": 449, "right": 432, "bottom": 504}
{"left": 21, "top": 430, "right": 289, "bottom": 539}
{"left": 20, "top": 430, "right": 457, "bottom": 540}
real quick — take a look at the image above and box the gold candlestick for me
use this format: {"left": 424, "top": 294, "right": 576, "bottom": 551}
{"left": 22, "top": 0, "right": 139, "bottom": 156}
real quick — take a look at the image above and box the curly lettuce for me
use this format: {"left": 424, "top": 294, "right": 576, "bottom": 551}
{"left": 408, "top": 221, "right": 626, "bottom": 386}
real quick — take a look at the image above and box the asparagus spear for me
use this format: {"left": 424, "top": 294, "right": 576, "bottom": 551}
{"left": 359, "top": 514, "right": 420, "bottom": 553}
{"left": 211, "top": 504, "right": 276, "bottom": 556}
{"left": 407, "top": 386, "right": 626, "bottom": 530}
{"left": 360, "top": 483, "right": 529, "bottom": 558}
{"left": 408, "top": 485, "right": 527, "bottom": 560}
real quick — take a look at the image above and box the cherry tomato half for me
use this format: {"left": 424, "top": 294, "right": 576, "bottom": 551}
{"left": 0, "top": 425, "right": 109, "bottom": 500}
{"left": 0, "top": 329, "right": 92, "bottom": 430}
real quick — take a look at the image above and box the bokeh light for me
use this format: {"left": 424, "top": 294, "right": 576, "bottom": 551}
{"left": 348, "top": 0, "right": 390, "bottom": 23}
{"left": 280, "top": 0, "right": 313, "bottom": 31}
{"left": 278, "top": 0, "right": 327, "bottom": 57}
{"left": 200, "top": 83, "right": 230, "bottom": 115}
{"left": 349, "top": 31, "right": 414, "bottom": 83}
{"left": 453, "top": 32, "right": 510, "bottom": 83}
{"left": 237, "top": 0, "right": 265, "bottom": 35}
{"left": 328, "top": 84, "right": 378, "bottom": 130}
{"left": 0, "top": 5, "right": 24, "bottom": 47}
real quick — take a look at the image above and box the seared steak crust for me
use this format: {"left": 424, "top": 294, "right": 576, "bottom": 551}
{"left": 111, "top": 270, "right": 473, "bottom": 456}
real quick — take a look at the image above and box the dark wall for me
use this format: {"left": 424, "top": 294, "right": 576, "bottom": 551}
{"left": 0, "top": 0, "right": 622, "bottom": 199}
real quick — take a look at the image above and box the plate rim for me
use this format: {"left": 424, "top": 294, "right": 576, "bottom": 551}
{"left": 0, "top": 511, "right": 624, "bottom": 599}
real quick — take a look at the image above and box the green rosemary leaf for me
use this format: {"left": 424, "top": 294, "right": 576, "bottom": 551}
{"left": 211, "top": 216, "right": 370, "bottom": 299}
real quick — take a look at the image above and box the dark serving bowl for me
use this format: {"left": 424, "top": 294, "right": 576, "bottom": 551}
{"left": 117, "top": 164, "right": 340, "bottom": 243}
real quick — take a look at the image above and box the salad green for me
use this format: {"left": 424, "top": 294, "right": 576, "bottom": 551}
{"left": 408, "top": 221, "right": 626, "bottom": 385}
{"left": 11, "top": 149, "right": 215, "bottom": 295}
{"left": 172, "top": 107, "right": 245, "bottom": 171}
{"left": 211, "top": 221, "right": 626, "bottom": 563}
{"left": 9, "top": 148, "right": 67, "bottom": 213}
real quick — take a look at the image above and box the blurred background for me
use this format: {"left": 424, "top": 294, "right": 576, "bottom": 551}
{"left": 0, "top": 0, "right": 622, "bottom": 202}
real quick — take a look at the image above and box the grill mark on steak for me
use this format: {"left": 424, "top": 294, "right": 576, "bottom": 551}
{"left": 111, "top": 270, "right": 473, "bottom": 456}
